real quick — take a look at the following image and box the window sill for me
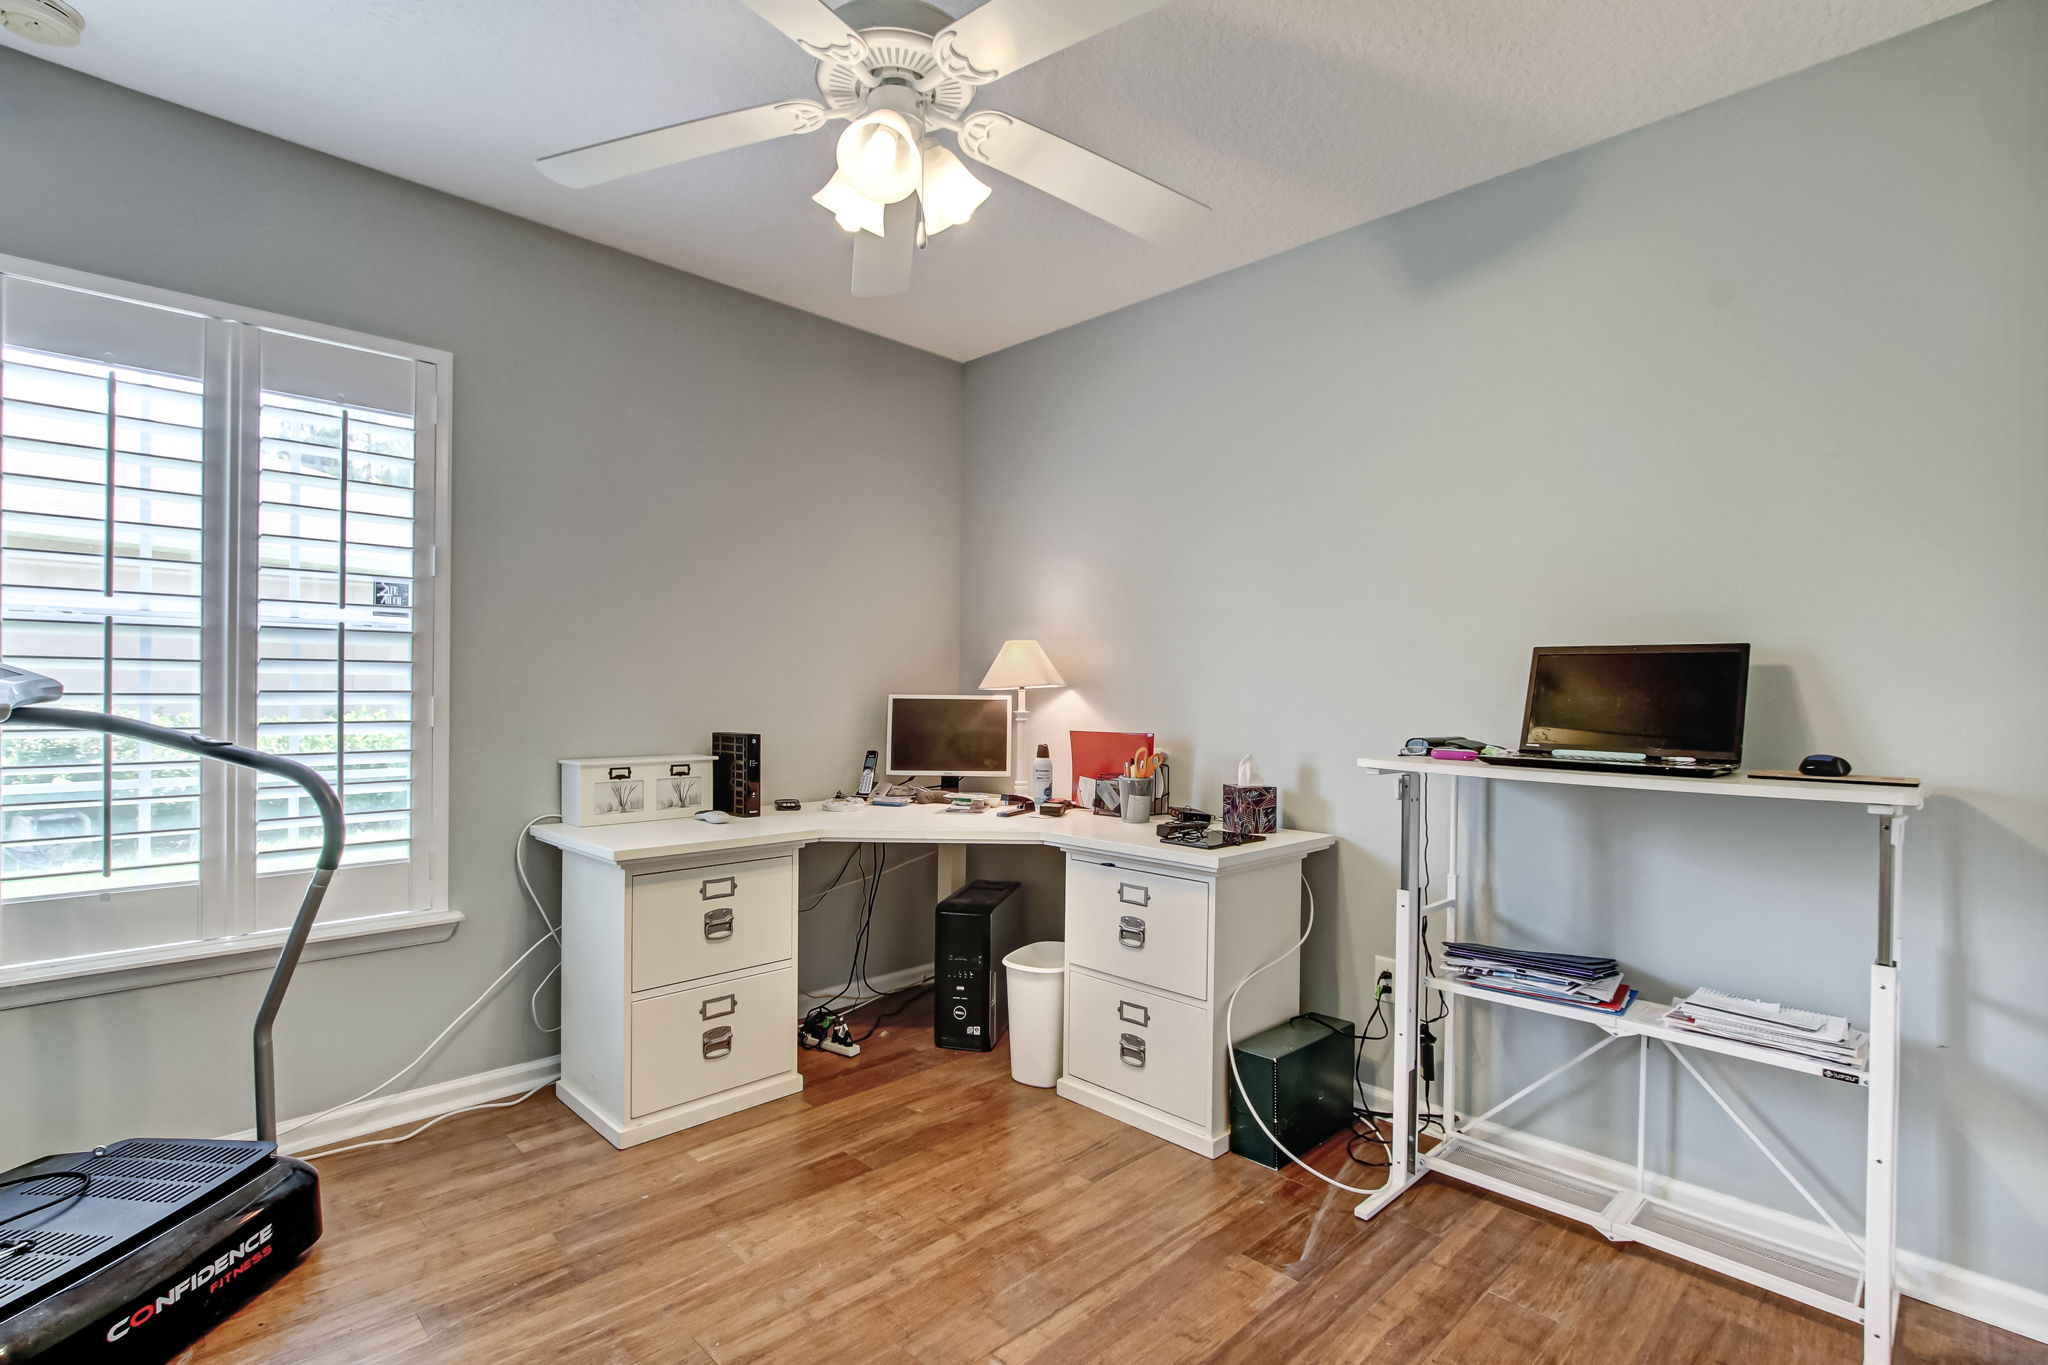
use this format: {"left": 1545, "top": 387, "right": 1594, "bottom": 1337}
{"left": 0, "top": 908, "right": 464, "bottom": 1011}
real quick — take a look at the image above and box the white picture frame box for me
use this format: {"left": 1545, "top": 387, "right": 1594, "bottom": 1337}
{"left": 560, "top": 755, "right": 719, "bottom": 827}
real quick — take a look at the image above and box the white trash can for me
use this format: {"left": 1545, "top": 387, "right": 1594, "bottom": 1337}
{"left": 1002, "top": 941, "right": 1066, "bottom": 1087}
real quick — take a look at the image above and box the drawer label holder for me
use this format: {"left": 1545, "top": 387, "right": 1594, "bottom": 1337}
{"left": 1117, "top": 1000, "right": 1151, "bottom": 1027}
{"left": 1116, "top": 882, "right": 1151, "bottom": 907}
{"left": 699, "top": 876, "right": 738, "bottom": 901}
{"left": 700, "top": 994, "right": 738, "bottom": 1020}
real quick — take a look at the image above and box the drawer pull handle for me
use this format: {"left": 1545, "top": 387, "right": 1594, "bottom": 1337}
{"left": 702, "top": 1026, "right": 733, "bottom": 1060}
{"left": 1118, "top": 915, "right": 1146, "bottom": 949}
{"left": 1117, "top": 1000, "right": 1150, "bottom": 1027}
{"left": 703, "top": 907, "right": 735, "bottom": 941}
{"left": 1116, "top": 882, "right": 1151, "bottom": 908}
{"left": 699, "top": 876, "right": 738, "bottom": 901}
{"left": 700, "top": 994, "right": 737, "bottom": 1021}
{"left": 1119, "top": 1033, "right": 1147, "bottom": 1068}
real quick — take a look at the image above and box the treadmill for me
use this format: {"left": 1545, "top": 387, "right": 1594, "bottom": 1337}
{"left": 0, "top": 664, "right": 332, "bottom": 1363}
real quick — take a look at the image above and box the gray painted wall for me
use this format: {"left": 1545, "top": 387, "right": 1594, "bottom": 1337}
{"left": 0, "top": 49, "right": 961, "bottom": 1157}
{"left": 959, "top": 0, "right": 2046, "bottom": 1293}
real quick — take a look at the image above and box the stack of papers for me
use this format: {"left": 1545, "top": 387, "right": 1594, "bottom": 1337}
{"left": 1663, "top": 987, "right": 1867, "bottom": 1066}
{"left": 1440, "top": 942, "right": 1637, "bottom": 1015}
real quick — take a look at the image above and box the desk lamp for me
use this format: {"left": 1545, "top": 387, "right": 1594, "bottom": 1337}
{"left": 979, "top": 640, "right": 1064, "bottom": 796}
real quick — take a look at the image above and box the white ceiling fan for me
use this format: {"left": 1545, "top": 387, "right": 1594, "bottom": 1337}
{"left": 535, "top": 0, "right": 1208, "bottom": 298}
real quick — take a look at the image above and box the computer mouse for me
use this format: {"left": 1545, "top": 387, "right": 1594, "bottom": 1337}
{"left": 1799, "top": 754, "right": 1852, "bottom": 777}
{"left": 695, "top": 809, "right": 732, "bottom": 824}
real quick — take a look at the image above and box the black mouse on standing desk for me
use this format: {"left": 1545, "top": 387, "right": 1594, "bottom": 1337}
{"left": 1799, "top": 754, "right": 1853, "bottom": 777}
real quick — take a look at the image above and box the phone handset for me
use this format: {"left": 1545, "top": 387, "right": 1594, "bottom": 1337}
{"left": 856, "top": 750, "right": 879, "bottom": 797}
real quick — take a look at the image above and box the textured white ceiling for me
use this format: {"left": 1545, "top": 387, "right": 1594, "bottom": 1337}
{"left": 4, "top": 0, "right": 1983, "bottom": 360}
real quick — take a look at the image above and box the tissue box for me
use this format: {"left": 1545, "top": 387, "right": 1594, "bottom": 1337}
{"left": 559, "top": 754, "right": 718, "bottom": 827}
{"left": 1222, "top": 784, "right": 1279, "bottom": 834}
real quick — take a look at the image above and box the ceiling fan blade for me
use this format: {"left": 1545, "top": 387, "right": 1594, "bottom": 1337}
{"left": 956, "top": 111, "right": 1208, "bottom": 245}
{"left": 932, "top": 0, "right": 1178, "bottom": 85}
{"left": 537, "top": 101, "right": 830, "bottom": 188}
{"left": 734, "top": 0, "right": 871, "bottom": 64}
{"left": 852, "top": 198, "right": 916, "bottom": 297}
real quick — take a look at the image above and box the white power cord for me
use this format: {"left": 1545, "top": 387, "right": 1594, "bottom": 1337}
{"left": 517, "top": 813, "right": 564, "bottom": 1032}
{"left": 1224, "top": 874, "right": 1389, "bottom": 1196}
{"left": 279, "top": 930, "right": 557, "bottom": 1144}
{"left": 298, "top": 1081, "right": 553, "bottom": 1161}
{"left": 282, "top": 812, "right": 566, "bottom": 1153}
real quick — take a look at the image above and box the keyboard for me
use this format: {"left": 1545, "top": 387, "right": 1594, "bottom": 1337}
{"left": 1478, "top": 752, "right": 1735, "bottom": 778}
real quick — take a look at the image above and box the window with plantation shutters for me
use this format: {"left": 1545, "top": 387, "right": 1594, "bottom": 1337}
{"left": 0, "top": 261, "right": 448, "bottom": 973}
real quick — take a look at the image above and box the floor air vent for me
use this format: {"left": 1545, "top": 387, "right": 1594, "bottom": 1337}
{"left": 1629, "top": 1203, "right": 1860, "bottom": 1303}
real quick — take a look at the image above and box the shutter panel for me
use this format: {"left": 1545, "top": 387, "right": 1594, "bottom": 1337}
{"left": 1, "top": 280, "right": 210, "bottom": 910}
{"left": 254, "top": 333, "right": 421, "bottom": 890}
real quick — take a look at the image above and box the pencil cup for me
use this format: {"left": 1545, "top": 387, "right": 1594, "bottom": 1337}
{"left": 1118, "top": 776, "right": 1154, "bottom": 823}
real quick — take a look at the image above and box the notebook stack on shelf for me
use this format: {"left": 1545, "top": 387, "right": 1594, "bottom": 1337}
{"left": 1440, "top": 942, "right": 1636, "bottom": 1015}
{"left": 1664, "top": 988, "right": 1868, "bottom": 1066}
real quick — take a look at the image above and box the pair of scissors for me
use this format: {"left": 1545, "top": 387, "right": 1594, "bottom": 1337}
{"left": 1126, "top": 746, "right": 1163, "bottom": 779}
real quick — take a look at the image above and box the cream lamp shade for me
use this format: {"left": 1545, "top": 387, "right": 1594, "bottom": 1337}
{"left": 980, "top": 640, "right": 1064, "bottom": 692}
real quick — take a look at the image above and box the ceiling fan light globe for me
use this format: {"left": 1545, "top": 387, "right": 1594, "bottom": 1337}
{"left": 918, "top": 142, "right": 991, "bottom": 235}
{"left": 812, "top": 171, "right": 885, "bottom": 236}
{"left": 836, "top": 109, "right": 923, "bottom": 204}
{"left": 861, "top": 130, "right": 897, "bottom": 178}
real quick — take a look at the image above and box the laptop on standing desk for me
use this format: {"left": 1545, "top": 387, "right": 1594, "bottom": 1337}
{"left": 1478, "top": 643, "right": 1750, "bottom": 778}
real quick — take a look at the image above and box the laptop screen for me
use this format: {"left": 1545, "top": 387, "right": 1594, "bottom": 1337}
{"left": 1521, "top": 645, "right": 1751, "bottom": 761}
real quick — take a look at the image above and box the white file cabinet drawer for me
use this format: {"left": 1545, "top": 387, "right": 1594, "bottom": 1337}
{"left": 631, "top": 856, "right": 794, "bottom": 993}
{"left": 629, "top": 966, "right": 793, "bottom": 1119}
{"left": 1065, "top": 969, "right": 1209, "bottom": 1126}
{"left": 1066, "top": 857, "right": 1210, "bottom": 1000}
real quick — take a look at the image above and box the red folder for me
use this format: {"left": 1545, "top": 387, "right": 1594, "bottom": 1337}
{"left": 1070, "top": 731, "right": 1155, "bottom": 804}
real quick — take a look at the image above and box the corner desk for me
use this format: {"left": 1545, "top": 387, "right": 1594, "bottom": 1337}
{"left": 533, "top": 804, "right": 1333, "bottom": 1156}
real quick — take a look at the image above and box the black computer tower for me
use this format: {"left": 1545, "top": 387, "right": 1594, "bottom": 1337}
{"left": 934, "top": 880, "right": 1025, "bottom": 1052}
{"left": 1227, "top": 1012, "right": 1357, "bottom": 1169}
{"left": 711, "top": 732, "right": 761, "bottom": 817}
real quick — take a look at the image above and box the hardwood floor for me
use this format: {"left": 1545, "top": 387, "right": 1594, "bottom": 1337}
{"left": 182, "top": 998, "right": 2043, "bottom": 1365}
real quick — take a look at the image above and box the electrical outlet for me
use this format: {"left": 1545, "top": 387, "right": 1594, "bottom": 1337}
{"left": 1376, "top": 955, "right": 1396, "bottom": 985}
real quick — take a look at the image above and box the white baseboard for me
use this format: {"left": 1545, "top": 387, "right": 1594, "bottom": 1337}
{"left": 223, "top": 1054, "right": 561, "bottom": 1156}
{"left": 1899, "top": 1255, "right": 2048, "bottom": 1346}
{"left": 798, "top": 960, "right": 933, "bottom": 1011}
{"left": 1354, "top": 1081, "right": 2048, "bottom": 1345}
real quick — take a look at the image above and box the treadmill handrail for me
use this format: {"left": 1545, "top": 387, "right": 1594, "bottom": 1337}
{"left": 7, "top": 705, "right": 342, "bottom": 1143}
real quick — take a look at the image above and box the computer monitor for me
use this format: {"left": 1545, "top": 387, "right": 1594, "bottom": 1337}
{"left": 1520, "top": 644, "right": 1751, "bottom": 762}
{"left": 885, "top": 694, "right": 1014, "bottom": 785}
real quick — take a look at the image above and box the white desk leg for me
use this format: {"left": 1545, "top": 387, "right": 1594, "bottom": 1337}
{"left": 936, "top": 844, "right": 968, "bottom": 900}
{"left": 1359, "top": 771, "right": 1424, "bottom": 1221}
{"left": 1443, "top": 777, "right": 1461, "bottom": 1139}
{"left": 1864, "top": 812, "right": 1906, "bottom": 1364}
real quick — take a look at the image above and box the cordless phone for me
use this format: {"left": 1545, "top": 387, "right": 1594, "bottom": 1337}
{"left": 855, "top": 749, "right": 879, "bottom": 798}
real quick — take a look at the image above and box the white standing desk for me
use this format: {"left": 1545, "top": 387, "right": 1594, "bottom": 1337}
{"left": 1356, "top": 756, "right": 1922, "bottom": 1365}
{"left": 534, "top": 804, "right": 1334, "bottom": 1155}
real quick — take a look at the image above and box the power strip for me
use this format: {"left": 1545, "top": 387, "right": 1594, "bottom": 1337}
{"left": 799, "top": 1013, "right": 862, "bottom": 1057}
